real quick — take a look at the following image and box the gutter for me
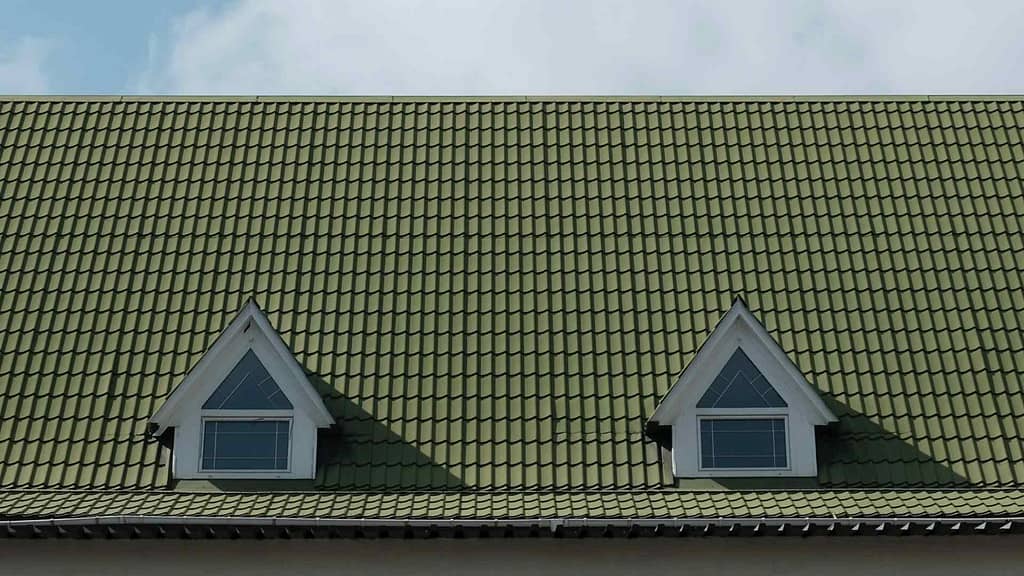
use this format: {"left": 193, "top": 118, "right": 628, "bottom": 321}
{"left": 2, "top": 515, "right": 1022, "bottom": 538}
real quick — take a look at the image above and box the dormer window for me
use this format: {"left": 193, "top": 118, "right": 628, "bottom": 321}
{"left": 699, "top": 417, "right": 787, "bottom": 470}
{"left": 649, "top": 299, "right": 837, "bottom": 478}
{"left": 203, "top": 350, "right": 293, "bottom": 410}
{"left": 696, "top": 349, "right": 790, "bottom": 472}
{"left": 199, "top": 350, "right": 294, "bottom": 472}
{"left": 151, "top": 300, "right": 335, "bottom": 480}
{"left": 202, "top": 420, "right": 291, "bottom": 472}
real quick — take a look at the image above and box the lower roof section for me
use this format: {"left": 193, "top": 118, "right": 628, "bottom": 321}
{"left": 1, "top": 490, "right": 1022, "bottom": 522}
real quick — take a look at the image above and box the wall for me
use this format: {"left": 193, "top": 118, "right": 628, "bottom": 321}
{"left": 0, "top": 537, "right": 1020, "bottom": 575}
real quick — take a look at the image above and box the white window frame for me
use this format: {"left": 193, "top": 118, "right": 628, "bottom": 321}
{"left": 696, "top": 414, "right": 791, "bottom": 473}
{"left": 649, "top": 300, "right": 837, "bottom": 479}
{"left": 199, "top": 415, "right": 295, "bottom": 474}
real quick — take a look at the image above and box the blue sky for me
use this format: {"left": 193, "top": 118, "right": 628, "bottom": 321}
{"left": 0, "top": 0, "right": 214, "bottom": 93}
{"left": 2, "top": 0, "right": 1023, "bottom": 94}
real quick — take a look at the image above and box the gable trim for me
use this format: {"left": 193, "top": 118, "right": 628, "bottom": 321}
{"left": 150, "top": 299, "right": 334, "bottom": 433}
{"left": 650, "top": 298, "right": 836, "bottom": 427}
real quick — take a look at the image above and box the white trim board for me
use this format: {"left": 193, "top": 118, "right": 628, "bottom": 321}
{"left": 150, "top": 299, "right": 334, "bottom": 480}
{"left": 649, "top": 299, "right": 837, "bottom": 478}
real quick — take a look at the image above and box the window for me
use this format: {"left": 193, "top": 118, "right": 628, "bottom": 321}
{"left": 697, "top": 349, "right": 786, "bottom": 409}
{"left": 199, "top": 350, "right": 293, "bottom": 473}
{"left": 203, "top": 350, "right": 293, "bottom": 410}
{"left": 201, "top": 420, "right": 290, "bottom": 471}
{"left": 695, "top": 349, "right": 790, "bottom": 471}
{"left": 699, "top": 417, "right": 788, "bottom": 470}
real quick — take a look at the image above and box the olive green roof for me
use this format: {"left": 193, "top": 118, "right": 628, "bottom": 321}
{"left": 1, "top": 96, "right": 1023, "bottom": 520}
{"left": 3, "top": 490, "right": 1023, "bottom": 521}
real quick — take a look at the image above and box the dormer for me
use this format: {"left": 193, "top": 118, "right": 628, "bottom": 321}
{"left": 650, "top": 299, "right": 836, "bottom": 478}
{"left": 151, "top": 300, "right": 334, "bottom": 479}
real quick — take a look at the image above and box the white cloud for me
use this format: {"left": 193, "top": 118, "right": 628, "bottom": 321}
{"left": 0, "top": 37, "right": 52, "bottom": 94}
{"left": 143, "top": 0, "right": 1024, "bottom": 94}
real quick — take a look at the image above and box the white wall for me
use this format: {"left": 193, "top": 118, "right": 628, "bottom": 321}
{"left": 1, "top": 537, "right": 1020, "bottom": 576}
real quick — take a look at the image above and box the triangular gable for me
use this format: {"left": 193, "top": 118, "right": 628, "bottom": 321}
{"left": 696, "top": 349, "right": 786, "bottom": 408}
{"left": 650, "top": 298, "right": 836, "bottom": 426}
{"left": 151, "top": 299, "right": 334, "bottom": 432}
{"left": 202, "top": 349, "right": 293, "bottom": 410}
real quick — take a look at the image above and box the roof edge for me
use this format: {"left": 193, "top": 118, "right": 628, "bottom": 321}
{"left": 3, "top": 94, "right": 1024, "bottom": 103}
{"left": 3, "top": 488, "right": 1021, "bottom": 495}
{"left": 2, "top": 515, "right": 1021, "bottom": 539}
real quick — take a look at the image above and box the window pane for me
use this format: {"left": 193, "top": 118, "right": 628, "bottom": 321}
{"left": 203, "top": 350, "right": 293, "bottom": 410}
{"left": 697, "top": 349, "right": 787, "bottom": 408}
{"left": 201, "top": 420, "right": 290, "bottom": 471}
{"left": 700, "top": 418, "right": 787, "bottom": 469}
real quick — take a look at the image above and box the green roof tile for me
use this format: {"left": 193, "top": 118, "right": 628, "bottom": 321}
{"left": 0, "top": 489, "right": 1021, "bottom": 521}
{"left": 0, "top": 96, "right": 1023, "bottom": 519}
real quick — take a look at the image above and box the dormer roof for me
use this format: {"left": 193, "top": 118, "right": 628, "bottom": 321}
{"left": 650, "top": 298, "right": 837, "bottom": 427}
{"left": 150, "top": 299, "right": 334, "bottom": 433}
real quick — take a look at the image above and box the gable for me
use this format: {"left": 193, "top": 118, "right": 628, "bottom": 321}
{"left": 0, "top": 97, "right": 1022, "bottom": 491}
{"left": 650, "top": 299, "right": 836, "bottom": 478}
{"left": 150, "top": 300, "right": 334, "bottom": 432}
{"left": 651, "top": 299, "right": 836, "bottom": 428}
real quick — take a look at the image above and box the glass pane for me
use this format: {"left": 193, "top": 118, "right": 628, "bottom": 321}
{"left": 203, "top": 350, "right": 293, "bottom": 410}
{"left": 697, "top": 349, "right": 787, "bottom": 408}
{"left": 201, "top": 420, "right": 290, "bottom": 471}
{"left": 699, "top": 418, "right": 787, "bottom": 469}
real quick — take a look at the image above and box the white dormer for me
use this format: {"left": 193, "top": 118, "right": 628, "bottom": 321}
{"left": 650, "top": 299, "right": 836, "bottom": 478}
{"left": 151, "top": 300, "right": 334, "bottom": 480}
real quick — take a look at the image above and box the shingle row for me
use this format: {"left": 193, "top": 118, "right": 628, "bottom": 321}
{"left": 2, "top": 489, "right": 1023, "bottom": 520}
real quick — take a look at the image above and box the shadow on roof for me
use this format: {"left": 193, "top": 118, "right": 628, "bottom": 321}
{"left": 813, "top": 396, "right": 972, "bottom": 487}
{"left": 310, "top": 373, "right": 465, "bottom": 490}
{"left": 659, "top": 394, "right": 972, "bottom": 490}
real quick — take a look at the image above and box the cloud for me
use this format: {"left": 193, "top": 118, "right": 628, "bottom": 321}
{"left": 142, "top": 0, "right": 1024, "bottom": 94}
{"left": 0, "top": 37, "right": 52, "bottom": 94}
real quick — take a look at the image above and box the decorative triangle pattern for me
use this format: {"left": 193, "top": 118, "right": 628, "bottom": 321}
{"left": 202, "top": 350, "right": 293, "bottom": 410}
{"left": 697, "top": 349, "right": 787, "bottom": 408}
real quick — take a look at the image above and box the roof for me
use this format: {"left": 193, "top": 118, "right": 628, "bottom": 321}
{"left": 1, "top": 96, "right": 1023, "bottom": 524}
{"left": 3, "top": 488, "right": 1023, "bottom": 520}
{"left": 2, "top": 489, "right": 1023, "bottom": 539}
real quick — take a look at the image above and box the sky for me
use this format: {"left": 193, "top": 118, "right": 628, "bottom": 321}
{"left": 1, "top": 0, "right": 1023, "bottom": 95}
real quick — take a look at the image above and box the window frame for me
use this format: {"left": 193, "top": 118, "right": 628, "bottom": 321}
{"left": 198, "top": 415, "right": 294, "bottom": 474}
{"left": 696, "top": 414, "right": 791, "bottom": 473}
